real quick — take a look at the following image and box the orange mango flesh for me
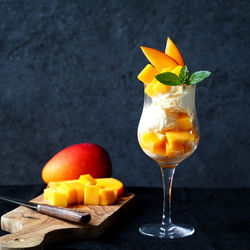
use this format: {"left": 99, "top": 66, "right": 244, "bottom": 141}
{"left": 140, "top": 132, "right": 166, "bottom": 156}
{"left": 79, "top": 174, "right": 96, "bottom": 185}
{"left": 44, "top": 176, "right": 124, "bottom": 207}
{"left": 137, "top": 64, "right": 159, "bottom": 85}
{"left": 177, "top": 113, "right": 193, "bottom": 130}
{"left": 57, "top": 183, "right": 77, "bottom": 205}
{"left": 140, "top": 46, "right": 178, "bottom": 71}
{"left": 84, "top": 185, "right": 100, "bottom": 205}
{"left": 165, "top": 131, "right": 195, "bottom": 149}
{"left": 165, "top": 37, "right": 184, "bottom": 66}
{"left": 139, "top": 112, "right": 198, "bottom": 158}
{"left": 95, "top": 178, "right": 124, "bottom": 197}
{"left": 99, "top": 188, "right": 116, "bottom": 205}
{"left": 171, "top": 65, "right": 183, "bottom": 77}
{"left": 50, "top": 191, "right": 68, "bottom": 207}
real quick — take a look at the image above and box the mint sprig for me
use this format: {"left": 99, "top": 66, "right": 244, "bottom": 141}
{"left": 155, "top": 65, "right": 211, "bottom": 86}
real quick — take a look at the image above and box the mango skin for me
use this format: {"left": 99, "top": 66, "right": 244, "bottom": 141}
{"left": 42, "top": 143, "right": 112, "bottom": 184}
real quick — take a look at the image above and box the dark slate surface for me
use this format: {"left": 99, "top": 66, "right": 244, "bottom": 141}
{"left": 0, "top": 0, "right": 249, "bottom": 187}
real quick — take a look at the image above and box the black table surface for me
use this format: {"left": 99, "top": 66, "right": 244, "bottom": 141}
{"left": 0, "top": 185, "right": 249, "bottom": 250}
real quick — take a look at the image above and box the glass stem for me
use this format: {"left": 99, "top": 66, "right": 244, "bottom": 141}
{"left": 160, "top": 165, "right": 176, "bottom": 226}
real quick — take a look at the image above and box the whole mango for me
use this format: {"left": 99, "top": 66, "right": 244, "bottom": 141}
{"left": 42, "top": 143, "right": 112, "bottom": 184}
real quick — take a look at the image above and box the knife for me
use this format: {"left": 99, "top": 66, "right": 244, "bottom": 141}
{"left": 0, "top": 195, "right": 91, "bottom": 223}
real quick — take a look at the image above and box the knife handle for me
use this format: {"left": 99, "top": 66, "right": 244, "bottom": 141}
{"left": 37, "top": 204, "right": 91, "bottom": 223}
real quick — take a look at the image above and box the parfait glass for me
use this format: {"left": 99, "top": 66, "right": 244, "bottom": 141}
{"left": 137, "top": 84, "right": 199, "bottom": 239}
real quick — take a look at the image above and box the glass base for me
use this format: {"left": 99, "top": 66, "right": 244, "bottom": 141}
{"left": 139, "top": 222, "right": 195, "bottom": 239}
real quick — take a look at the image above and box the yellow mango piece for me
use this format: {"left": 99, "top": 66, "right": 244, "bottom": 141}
{"left": 137, "top": 64, "right": 159, "bottom": 86}
{"left": 99, "top": 188, "right": 116, "bottom": 205}
{"left": 69, "top": 182, "right": 85, "bottom": 204}
{"left": 171, "top": 65, "right": 183, "bottom": 77}
{"left": 44, "top": 187, "right": 57, "bottom": 200}
{"left": 58, "top": 183, "right": 77, "bottom": 205}
{"left": 177, "top": 113, "right": 192, "bottom": 130}
{"left": 145, "top": 82, "right": 157, "bottom": 97}
{"left": 49, "top": 190, "right": 67, "bottom": 207}
{"left": 153, "top": 82, "right": 171, "bottom": 96}
{"left": 95, "top": 178, "right": 123, "bottom": 197}
{"left": 84, "top": 185, "right": 100, "bottom": 205}
{"left": 166, "top": 143, "right": 185, "bottom": 158}
{"left": 166, "top": 131, "right": 194, "bottom": 150}
{"left": 79, "top": 174, "right": 96, "bottom": 185}
{"left": 140, "top": 132, "right": 166, "bottom": 156}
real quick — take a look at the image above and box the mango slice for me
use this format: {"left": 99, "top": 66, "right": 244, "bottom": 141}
{"left": 137, "top": 64, "right": 159, "bottom": 85}
{"left": 165, "top": 37, "right": 184, "bottom": 66}
{"left": 140, "top": 132, "right": 166, "bottom": 156}
{"left": 84, "top": 185, "right": 100, "bottom": 205}
{"left": 79, "top": 174, "right": 97, "bottom": 185}
{"left": 99, "top": 188, "right": 116, "bottom": 205}
{"left": 140, "top": 46, "right": 178, "bottom": 71}
{"left": 95, "top": 178, "right": 124, "bottom": 197}
{"left": 177, "top": 113, "right": 193, "bottom": 130}
{"left": 166, "top": 131, "right": 194, "bottom": 150}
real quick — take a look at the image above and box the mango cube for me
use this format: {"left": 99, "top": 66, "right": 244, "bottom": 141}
{"left": 137, "top": 64, "right": 159, "bottom": 85}
{"left": 69, "top": 182, "right": 85, "bottom": 204}
{"left": 84, "top": 185, "right": 100, "bottom": 205}
{"left": 49, "top": 190, "right": 67, "bottom": 207}
{"left": 166, "top": 131, "right": 194, "bottom": 150}
{"left": 140, "top": 132, "right": 166, "bottom": 156}
{"left": 166, "top": 143, "right": 185, "bottom": 158}
{"left": 58, "top": 183, "right": 77, "bottom": 205}
{"left": 177, "top": 113, "right": 192, "bottom": 130}
{"left": 79, "top": 174, "right": 97, "bottom": 185}
{"left": 95, "top": 178, "right": 123, "bottom": 197}
{"left": 44, "top": 187, "right": 57, "bottom": 200}
{"left": 99, "top": 188, "right": 116, "bottom": 205}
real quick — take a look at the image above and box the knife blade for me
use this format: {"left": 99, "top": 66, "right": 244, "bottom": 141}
{"left": 0, "top": 195, "right": 91, "bottom": 223}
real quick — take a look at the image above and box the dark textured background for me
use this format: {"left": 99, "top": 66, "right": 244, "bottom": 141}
{"left": 0, "top": 0, "right": 249, "bottom": 187}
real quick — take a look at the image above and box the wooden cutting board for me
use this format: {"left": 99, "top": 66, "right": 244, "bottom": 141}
{"left": 0, "top": 192, "right": 135, "bottom": 250}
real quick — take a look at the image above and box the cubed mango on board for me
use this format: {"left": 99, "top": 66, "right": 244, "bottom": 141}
{"left": 48, "top": 190, "right": 68, "bottom": 207}
{"left": 171, "top": 65, "right": 183, "bottom": 77}
{"left": 166, "top": 131, "right": 194, "bottom": 150}
{"left": 99, "top": 188, "right": 116, "bottom": 205}
{"left": 69, "top": 182, "right": 85, "bottom": 204}
{"left": 177, "top": 113, "right": 192, "bottom": 130}
{"left": 84, "top": 185, "right": 100, "bottom": 205}
{"left": 58, "top": 183, "right": 77, "bottom": 205}
{"left": 137, "top": 64, "right": 159, "bottom": 86}
{"left": 79, "top": 174, "right": 97, "bottom": 185}
{"left": 95, "top": 178, "right": 123, "bottom": 197}
{"left": 140, "top": 132, "right": 166, "bottom": 156}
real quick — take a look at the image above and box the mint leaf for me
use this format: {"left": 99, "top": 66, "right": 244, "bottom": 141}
{"left": 155, "top": 72, "right": 181, "bottom": 86}
{"left": 189, "top": 71, "right": 211, "bottom": 85}
{"left": 179, "top": 65, "right": 188, "bottom": 84}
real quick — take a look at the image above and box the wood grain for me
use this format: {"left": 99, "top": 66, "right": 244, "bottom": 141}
{"left": 0, "top": 193, "right": 135, "bottom": 250}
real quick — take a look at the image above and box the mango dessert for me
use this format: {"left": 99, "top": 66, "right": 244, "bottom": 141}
{"left": 43, "top": 174, "right": 123, "bottom": 207}
{"left": 137, "top": 37, "right": 210, "bottom": 165}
